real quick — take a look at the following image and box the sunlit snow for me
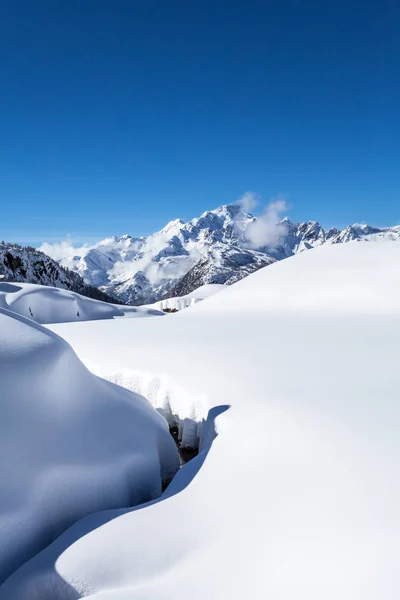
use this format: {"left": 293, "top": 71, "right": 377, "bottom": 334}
{"left": 0, "top": 242, "right": 399, "bottom": 599}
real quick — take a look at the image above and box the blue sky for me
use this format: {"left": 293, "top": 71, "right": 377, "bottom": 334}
{"left": 0, "top": 0, "right": 399, "bottom": 244}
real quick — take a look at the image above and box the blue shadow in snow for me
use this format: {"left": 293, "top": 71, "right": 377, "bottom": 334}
{"left": 0, "top": 404, "right": 230, "bottom": 599}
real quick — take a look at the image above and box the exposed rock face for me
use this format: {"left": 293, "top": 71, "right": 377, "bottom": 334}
{"left": 165, "top": 247, "right": 274, "bottom": 299}
{"left": 0, "top": 243, "right": 118, "bottom": 303}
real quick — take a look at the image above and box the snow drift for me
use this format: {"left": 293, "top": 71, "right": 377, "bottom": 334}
{"left": 1, "top": 242, "right": 399, "bottom": 599}
{"left": 148, "top": 283, "right": 225, "bottom": 312}
{"left": 0, "top": 282, "right": 164, "bottom": 324}
{"left": 0, "top": 309, "right": 179, "bottom": 584}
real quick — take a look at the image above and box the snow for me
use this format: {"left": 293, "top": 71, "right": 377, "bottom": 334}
{"left": 0, "top": 282, "right": 164, "bottom": 324}
{"left": 37, "top": 204, "right": 267, "bottom": 304}
{"left": 0, "top": 308, "right": 179, "bottom": 586}
{"left": 0, "top": 243, "right": 84, "bottom": 291}
{"left": 147, "top": 283, "right": 225, "bottom": 311}
{"left": 1, "top": 241, "right": 399, "bottom": 599}
{"left": 188, "top": 240, "right": 400, "bottom": 315}
{"left": 38, "top": 202, "right": 400, "bottom": 305}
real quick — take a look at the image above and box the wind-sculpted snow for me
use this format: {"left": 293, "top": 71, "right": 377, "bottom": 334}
{"left": 148, "top": 283, "right": 225, "bottom": 312}
{"left": 0, "top": 309, "right": 179, "bottom": 585}
{"left": 0, "top": 404, "right": 229, "bottom": 600}
{"left": 86, "top": 368, "right": 208, "bottom": 449}
{"left": 1, "top": 242, "right": 400, "bottom": 599}
{"left": 0, "top": 282, "right": 164, "bottom": 324}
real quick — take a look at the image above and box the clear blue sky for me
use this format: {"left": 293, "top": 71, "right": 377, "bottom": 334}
{"left": 0, "top": 0, "right": 399, "bottom": 244}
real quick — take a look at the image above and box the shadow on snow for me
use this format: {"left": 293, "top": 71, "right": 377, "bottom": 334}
{"left": 0, "top": 404, "right": 230, "bottom": 599}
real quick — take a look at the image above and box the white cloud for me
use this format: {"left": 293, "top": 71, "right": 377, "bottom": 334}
{"left": 244, "top": 198, "right": 288, "bottom": 249}
{"left": 39, "top": 239, "right": 91, "bottom": 261}
{"left": 236, "top": 191, "right": 259, "bottom": 213}
{"left": 147, "top": 253, "right": 197, "bottom": 287}
{"left": 109, "top": 232, "right": 183, "bottom": 286}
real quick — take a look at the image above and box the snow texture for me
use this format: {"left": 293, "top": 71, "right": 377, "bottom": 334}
{"left": 0, "top": 309, "right": 179, "bottom": 585}
{"left": 2, "top": 241, "right": 399, "bottom": 599}
{"left": 0, "top": 282, "right": 164, "bottom": 324}
{"left": 147, "top": 283, "right": 225, "bottom": 312}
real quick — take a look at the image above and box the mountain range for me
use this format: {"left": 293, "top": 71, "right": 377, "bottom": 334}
{"left": 0, "top": 243, "right": 119, "bottom": 303}
{"left": 3, "top": 205, "right": 400, "bottom": 306}
{"left": 41, "top": 204, "right": 400, "bottom": 305}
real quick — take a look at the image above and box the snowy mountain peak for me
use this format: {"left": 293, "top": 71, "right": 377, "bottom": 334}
{"left": 326, "top": 227, "right": 340, "bottom": 239}
{"left": 160, "top": 218, "right": 186, "bottom": 237}
{"left": 199, "top": 203, "right": 253, "bottom": 225}
{"left": 297, "top": 220, "right": 325, "bottom": 241}
{"left": 96, "top": 234, "right": 137, "bottom": 247}
{"left": 209, "top": 203, "right": 249, "bottom": 219}
{"left": 97, "top": 235, "right": 120, "bottom": 245}
{"left": 189, "top": 204, "right": 254, "bottom": 245}
{"left": 39, "top": 205, "right": 400, "bottom": 305}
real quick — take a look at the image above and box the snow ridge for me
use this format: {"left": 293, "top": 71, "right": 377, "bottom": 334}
{"left": 0, "top": 308, "right": 179, "bottom": 584}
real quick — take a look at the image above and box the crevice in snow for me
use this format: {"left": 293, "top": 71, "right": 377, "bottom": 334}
{"left": 169, "top": 424, "right": 199, "bottom": 466}
{"left": 83, "top": 365, "right": 230, "bottom": 493}
{"left": 79, "top": 363, "right": 232, "bottom": 496}
{"left": 87, "top": 366, "right": 210, "bottom": 451}
{"left": 0, "top": 404, "right": 230, "bottom": 599}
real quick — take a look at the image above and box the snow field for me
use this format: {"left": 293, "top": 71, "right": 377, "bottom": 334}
{"left": 1, "top": 242, "right": 399, "bottom": 599}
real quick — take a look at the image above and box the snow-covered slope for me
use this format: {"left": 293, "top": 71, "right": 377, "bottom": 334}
{"left": 0, "top": 282, "right": 164, "bottom": 324}
{"left": 0, "top": 308, "right": 179, "bottom": 585}
{"left": 44, "top": 204, "right": 400, "bottom": 305}
{"left": 4, "top": 241, "right": 399, "bottom": 599}
{"left": 191, "top": 239, "right": 400, "bottom": 315}
{"left": 148, "top": 283, "right": 225, "bottom": 312}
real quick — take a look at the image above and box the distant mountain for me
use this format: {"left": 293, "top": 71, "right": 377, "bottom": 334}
{"left": 44, "top": 205, "right": 400, "bottom": 305}
{"left": 165, "top": 246, "right": 274, "bottom": 299}
{"left": 0, "top": 243, "right": 119, "bottom": 304}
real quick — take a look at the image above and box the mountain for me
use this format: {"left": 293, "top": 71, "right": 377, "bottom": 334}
{"left": 44, "top": 205, "right": 400, "bottom": 305}
{"left": 0, "top": 243, "right": 119, "bottom": 304}
{"left": 165, "top": 246, "right": 274, "bottom": 298}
